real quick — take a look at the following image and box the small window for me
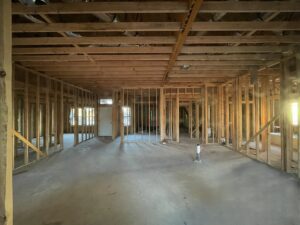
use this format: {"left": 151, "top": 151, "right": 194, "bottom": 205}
{"left": 99, "top": 99, "right": 113, "bottom": 105}
{"left": 69, "top": 107, "right": 95, "bottom": 126}
{"left": 122, "top": 106, "right": 131, "bottom": 127}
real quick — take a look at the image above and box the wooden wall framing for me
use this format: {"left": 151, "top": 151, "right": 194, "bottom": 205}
{"left": 12, "top": 65, "right": 97, "bottom": 169}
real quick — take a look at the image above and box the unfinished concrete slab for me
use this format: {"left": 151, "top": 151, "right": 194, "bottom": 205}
{"left": 14, "top": 138, "right": 300, "bottom": 225}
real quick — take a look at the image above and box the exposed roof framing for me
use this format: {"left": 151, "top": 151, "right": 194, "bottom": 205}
{"left": 11, "top": 0, "right": 300, "bottom": 89}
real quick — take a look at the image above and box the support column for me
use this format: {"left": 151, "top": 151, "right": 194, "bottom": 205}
{"left": 280, "top": 60, "right": 292, "bottom": 172}
{"left": 24, "top": 72, "right": 29, "bottom": 164}
{"left": 254, "top": 74, "right": 260, "bottom": 158}
{"left": 195, "top": 103, "right": 200, "bottom": 139}
{"left": 0, "top": 0, "right": 13, "bottom": 223}
{"left": 45, "top": 79, "right": 50, "bottom": 154}
{"left": 120, "top": 89, "right": 124, "bottom": 143}
{"left": 36, "top": 75, "right": 40, "bottom": 160}
{"left": 204, "top": 85, "right": 208, "bottom": 144}
{"left": 60, "top": 82, "right": 64, "bottom": 149}
{"left": 245, "top": 83, "right": 250, "bottom": 154}
{"left": 175, "top": 89, "right": 180, "bottom": 142}
{"left": 188, "top": 102, "right": 192, "bottom": 138}
{"left": 74, "top": 88, "right": 79, "bottom": 145}
{"left": 225, "top": 86, "right": 230, "bottom": 145}
{"left": 297, "top": 53, "right": 300, "bottom": 178}
{"left": 159, "top": 88, "right": 166, "bottom": 141}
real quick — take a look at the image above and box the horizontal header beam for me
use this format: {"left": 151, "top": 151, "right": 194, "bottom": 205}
{"left": 12, "top": 45, "right": 294, "bottom": 55}
{"left": 13, "top": 35, "right": 300, "bottom": 46}
{"left": 12, "top": 1, "right": 300, "bottom": 15}
{"left": 12, "top": 22, "right": 300, "bottom": 33}
{"left": 13, "top": 54, "right": 281, "bottom": 62}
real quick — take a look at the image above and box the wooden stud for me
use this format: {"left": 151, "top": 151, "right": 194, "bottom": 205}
{"left": 60, "top": 82, "right": 64, "bottom": 149}
{"left": 254, "top": 76, "right": 260, "bottom": 158}
{"left": 45, "top": 78, "right": 50, "bottom": 154}
{"left": 24, "top": 72, "right": 29, "bottom": 164}
{"left": 36, "top": 75, "right": 40, "bottom": 160}
{"left": 175, "top": 88, "right": 180, "bottom": 142}
{"left": 74, "top": 88, "right": 79, "bottom": 145}
{"left": 204, "top": 85, "right": 208, "bottom": 144}
{"left": 160, "top": 88, "right": 166, "bottom": 141}
{"left": 245, "top": 83, "right": 250, "bottom": 154}
{"left": 297, "top": 54, "right": 300, "bottom": 178}
{"left": 0, "top": 0, "right": 13, "bottom": 222}
{"left": 196, "top": 103, "right": 200, "bottom": 139}
{"left": 225, "top": 86, "right": 230, "bottom": 145}
{"left": 120, "top": 89, "right": 124, "bottom": 143}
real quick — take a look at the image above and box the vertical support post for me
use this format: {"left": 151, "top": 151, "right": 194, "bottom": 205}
{"left": 225, "top": 86, "right": 230, "bottom": 145}
{"left": 159, "top": 88, "right": 166, "bottom": 141}
{"left": 12, "top": 64, "right": 15, "bottom": 170}
{"left": 36, "top": 75, "right": 40, "bottom": 160}
{"left": 60, "top": 82, "right": 64, "bottom": 149}
{"left": 54, "top": 81, "right": 58, "bottom": 149}
{"left": 24, "top": 72, "right": 29, "bottom": 164}
{"left": 155, "top": 88, "right": 158, "bottom": 142}
{"left": 266, "top": 77, "right": 271, "bottom": 164}
{"left": 148, "top": 88, "right": 151, "bottom": 142}
{"left": 219, "top": 85, "right": 224, "bottom": 142}
{"left": 204, "top": 85, "right": 208, "bottom": 144}
{"left": 120, "top": 89, "right": 124, "bottom": 143}
{"left": 133, "top": 90, "right": 136, "bottom": 135}
{"left": 238, "top": 78, "right": 243, "bottom": 150}
{"left": 254, "top": 75, "right": 260, "bottom": 158}
{"left": 232, "top": 79, "right": 237, "bottom": 149}
{"left": 280, "top": 61, "right": 291, "bottom": 172}
{"left": 297, "top": 53, "right": 300, "bottom": 178}
{"left": 95, "top": 94, "right": 98, "bottom": 137}
{"left": 189, "top": 102, "right": 192, "bottom": 138}
{"left": 0, "top": 0, "right": 13, "bottom": 223}
{"left": 45, "top": 78, "right": 50, "bottom": 155}
{"left": 195, "top": 103, "right": 200, "bottom": 139}
{"left": 74, "top": 88, "right": 79, "bottom": 146}
{"left": 245, "top": 82, "right": 250, "bottom": 154}
{"left": 175, "top": 88, "right": 180, "bottom": 142}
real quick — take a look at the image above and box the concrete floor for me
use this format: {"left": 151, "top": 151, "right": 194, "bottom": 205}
{"left": 14, "top": 138, "right": 300, "bottom": 225}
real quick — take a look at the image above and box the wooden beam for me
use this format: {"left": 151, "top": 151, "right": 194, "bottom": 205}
{"left": 12, "top": 22, "right": 181, "bottom": 33}
{"left": 12, "top": 35, "right": 300, "bottom": 46}
{"left": 13, "top": 46, "right": 173, "bottom": 55}
{"left": 24, "top": 72, "right": 29, "bottom": 164}
{"left": 204, "top": 85, "right": 208, "bottom": 144}
{"left": 35, "top": 75, "right": 40, "bottom": 160}
{"left": 74, "top": 88, "right": 79, "bottom": 145}
{"left": 60, "top": 82, "right": 64, "bottom": 149}
{"left": 12, "top": 1, "right": 300, "bottom": 15}
{"left": 45, "top": 78, "right": 50, "bottom": 154}
{"left": 177, "top": 54, "right": 281, "bottom": 61}
{"left": 243, "top": 114, "right": 279, "bottom": 149}
{"left": 186, "top": 35, "right": 300, "bottom": 44}
{"left": 20, "top": 60, "right": 270, "bottom": 67}
{"left": 13, "top": 54, "right": 275, "bottom": 67}
{"left": 163, "top": 0, "right": 203, "bottom": 81}
{"left": 30, "top": 66, "right": 167, "bottom": 72}
{"left": 13, "top": 54, "right": 170, "bottom": 61}
{"left": 160, "top": 88, "right": 166, "bottom": 141}
{"left": 0, "top": 0, "right": 13, "bottom": 223}
{"left": 13, "top": 45, "right": 294, "bottom": 55}
{"left": 120, "top": 89, "right": 124, "bottom": 143}
{"left": 12, "top": 22, "right": 300, "bottom": 33}
{"left": 13, "top": 36, "right": 176, "bottom": 46}
{"left": 175, "top": 89, "right": 180, "bottom": 142}
{"left": 13, "top": 130, "right": 46, "bottom": 157}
